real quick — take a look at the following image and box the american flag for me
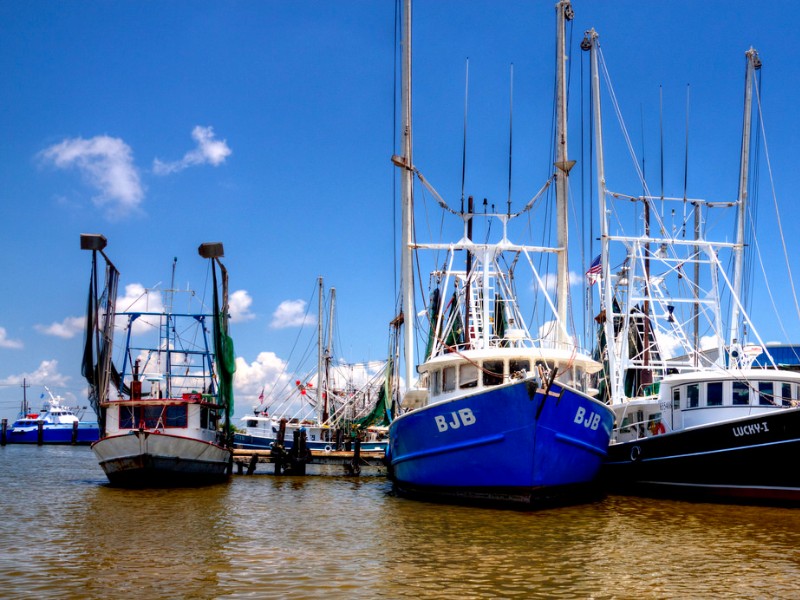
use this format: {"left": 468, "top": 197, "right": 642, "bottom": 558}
{"left": 586, "top": 255, "right": 602, "bottom": 285}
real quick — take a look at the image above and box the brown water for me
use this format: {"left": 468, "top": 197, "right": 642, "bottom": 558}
{"left": 1, "top": 445, "right": 799, "bottom": 599}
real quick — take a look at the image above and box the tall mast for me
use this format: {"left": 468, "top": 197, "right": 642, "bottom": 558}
{"left": 400, "top": 0, "right": 415, "bottom": 389}
{"left": 317, "top": 276, "right": 325, "bottom": 423}
{"left": 729, "top": 48, "right": 760, "bottom": 350}
{"left": 583, "top": 29, "right": 617, "bottom": 400}
{"left": 554, "top": 0, "right": 574, "bottom": 346}
{"left": 325, "top": 287, "right": 336, "bottom": 425}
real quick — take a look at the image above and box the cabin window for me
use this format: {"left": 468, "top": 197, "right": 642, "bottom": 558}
{"left": 119, "top": 406, "right": 135, "bottom": 429}
{"left": 483, "top": 360, "right": 504, "bottom": 386}
{"left": 119, "top": 406, "right": 163, "bottom": 429}
{"left": 672, "top": 387, "right": 680, "bottom": 410}
{"left": 509, "top": 359, "right": 530, "bottom": 379}
{"left": 687, "top": 384, "right": 699, "bottom": 408}
{"left": 246, "top": 419, "right": 258, "bottom": 428}
{"left": 442, "top": 366, "right": 456, "bottom": 392}
{"left": 758, "top": 382, "right": 774, "bottom": 406}
{"left": 165, "top": 405, "right": 187, "bottom": 428}
{"left": 201, "top": 406, "right": 209, "bottom": 429}
{"left": 459, "top": 364, "right": 479, "bottom": 389}
{"left": 732, "top": 381, "right": 750, "bottom": 405}
{"left": 706, "top": 382, "right": 723, "bottom": 406}
{"left": 782, "top": 383, "right": 792, "bottom": 407}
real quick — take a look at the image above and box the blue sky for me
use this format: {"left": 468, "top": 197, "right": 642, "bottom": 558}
{"left": 2, "top": 1, "right": 800, "bottom": 421}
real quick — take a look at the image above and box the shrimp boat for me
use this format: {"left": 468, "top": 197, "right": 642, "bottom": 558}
{"left": 235, "top": 277, "right": 390, "bottom": 453}
{"left": 81, "top": 235, "right": 235, "bottom": 487}
{"left": 385, "top": 0, "right": 613, "bottom": 506}
{"left": 5, "top": 386, "right": 99, "bottom": 445}
{"left": 584, "top": 32, "right": 800, "bottom": 503}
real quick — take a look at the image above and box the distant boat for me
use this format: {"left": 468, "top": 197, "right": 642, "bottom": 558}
{"left": 385, "top": 0, "right": 613, "bottom": 506}
{"left": 5, "top": 386, "right": 99, "bottom": 445}
{"left": 584, "top": 34, "right": 800, "bottom": 503}
{"left": 81, "top": 235, "right": 235, "bottom": 487}
{"left": 234, "top": 277, "right": 390, "bottom": 453}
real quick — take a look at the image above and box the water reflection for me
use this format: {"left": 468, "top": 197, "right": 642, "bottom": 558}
{"left": 2, "top": 447, "right": 799, "bottom": 599}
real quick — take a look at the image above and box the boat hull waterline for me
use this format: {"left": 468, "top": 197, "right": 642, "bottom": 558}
{"left": 603, "top": 407, "right": 800, "bottom": 503}
{"left": 93, "top": 431, "right": 231, "bottom": 487}
{"left": 5, "top": 423, "right": 99, "bottom": 445}
{"left": 388, "top": 378, "right": 614, "bottom": 505}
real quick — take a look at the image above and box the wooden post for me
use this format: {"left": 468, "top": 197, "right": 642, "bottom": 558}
{"left": 71, "top": 421, "right": 79, "bottom": 445}
{"left": 350, "top": 437, "right": 362, "bottom": 476}
{"left": 246, "top": 454, "right": 258, "bottom": 475}
{"left": 1, "top": 418, "right": 6, "bottom": 446}
{"left": 237, "top": 461, "right": 244, "bottom": 475}
{"left": 296, "top": 428, "right": 307, "bottom": 476}
{"left": 37, "top": 420, "right": 44, "bottom": 445}
{"left": 273, "top": 418, "right": 287, "bottom": 475}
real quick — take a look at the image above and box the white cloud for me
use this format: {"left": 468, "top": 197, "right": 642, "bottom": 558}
{"left": 270, "top": 299, "right": 316, "bottom": 329}
{"left": 0, "top": 327, "right": 23, "bottom": 349}
{"left": 115, "top": 283, "right": 165, "bottom": 335}
{"left": 233, "top": 352, "right": 293, "bottom": 413}
{"left": 0, "top": 359, "right": 69, "bottom": 387}
{"left": 35, "top": 316, "right": 85, "bottom": 339}
{"left": 39, "top": 135, "right": 143, "bottom": 218}
{"left": 229, "top": 290, "right": 255, "bottom": 323}
{"left": 153, "top": 125, "right": 232, "bottom": 175}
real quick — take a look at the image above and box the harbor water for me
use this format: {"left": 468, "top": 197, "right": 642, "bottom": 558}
{"left": 1, "top": 445, "right": 799, "bottom": 599}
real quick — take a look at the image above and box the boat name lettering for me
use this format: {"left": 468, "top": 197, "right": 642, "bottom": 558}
{"left": 732, "top": 422, "right": 769, "bottom": 437}
{"left": 574, "top": 406, "right": 601, "bottom": 431}
{"left": 435, "top": 408, "right": 477, "bottom": 432}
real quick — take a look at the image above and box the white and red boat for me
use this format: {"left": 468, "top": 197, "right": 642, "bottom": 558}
{"left": 81, "top": 235, "right": 235, "bottom": 487}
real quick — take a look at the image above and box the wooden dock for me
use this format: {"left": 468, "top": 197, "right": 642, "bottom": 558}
{"left": 232, "top": 447, "right": 386, "bottom": 476}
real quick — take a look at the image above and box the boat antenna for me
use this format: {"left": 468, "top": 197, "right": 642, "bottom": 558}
{"left": 686, "top": 84, "right": 700, "bottom": 363}
{"left": 461, "top": 58, "right": 469, "bottom": 213}
{"left": 660, "top": 85, "right": 667, "bottom": 229}
{"left": 507, "top": 62, "right": 514, "bottom": 216}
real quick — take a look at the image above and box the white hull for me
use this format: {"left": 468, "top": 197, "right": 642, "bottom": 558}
{"left": 93, "top": 431, "right": 231, "bottom": 487}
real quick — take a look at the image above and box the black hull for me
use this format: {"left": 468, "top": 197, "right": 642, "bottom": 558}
{"left": 100, "top": 454, "right": 231, "bottom": 488}
{"left": 602, "top": 408, "right": 800, "bottom": 505}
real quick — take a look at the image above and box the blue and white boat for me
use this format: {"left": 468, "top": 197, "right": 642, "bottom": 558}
{"left": 6, "top": 387, "right": 99, "bottom": 444}
{"left": 235, "top": 413, "right": 388, "bottom": 452}
{"left": 386, "top": 0, "right": 613, "bottom": 506}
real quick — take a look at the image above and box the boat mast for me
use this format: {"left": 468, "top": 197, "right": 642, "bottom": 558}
{"left": 729, "top": 48, "right": 760, "bottom": 352}
{"left": 400, "top": 0, "right": 415, "bottom": 389}
{"left": 317, "top": 276, "right": 325, "bottom": 423}
{"left": 584, "top": 29, "right": 618, "bottom": 400}
{"left": 325, "top": 287, "right": 336, "bottom": 425}
{"left": 554, "top": 0, "right": 574, "bottom": 347}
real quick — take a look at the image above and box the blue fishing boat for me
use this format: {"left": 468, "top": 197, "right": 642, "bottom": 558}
{"left": 5, "top": 387, "right": 99, "bottom": 444}
{"left": 386, "top": 0, "right": 613, "bottom": 506}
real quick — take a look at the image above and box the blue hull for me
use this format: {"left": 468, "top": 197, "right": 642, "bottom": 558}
{"left": 5, "top": 423, "right": 100, "bottom": 445}
{"left": 388, "top": 378, "right": 613, "bottom": 505}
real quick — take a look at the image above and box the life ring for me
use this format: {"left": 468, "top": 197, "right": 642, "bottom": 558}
{"left": 324, "top": 445, "right": 332, "bottom": 453}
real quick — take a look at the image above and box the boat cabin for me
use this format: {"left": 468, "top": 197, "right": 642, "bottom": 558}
{"left": 407, "top": 347, "right": 601, "bottom": 411}
{"left": 612, "top": 369, "right": 800, "bottom": 443}
{"left": 103, "top": 393, "right": 222, "bottom": 443}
